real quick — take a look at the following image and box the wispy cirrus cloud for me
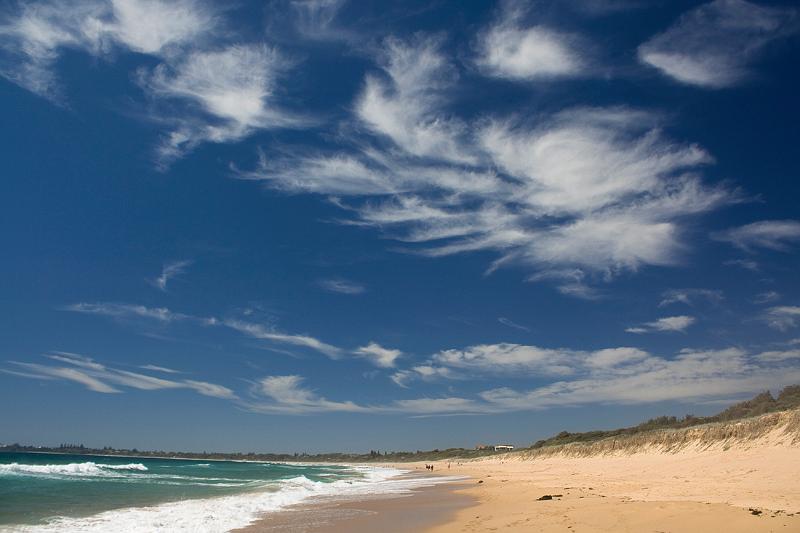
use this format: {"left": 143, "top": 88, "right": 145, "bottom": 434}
{"left": 478, "top": 347, "right": 800, "bottom": 410}
{"left": 754, "top": 291, "right": 780, "bottom": 305}
{"left": 141, "top": 43, "right": 309, "bottom": 164}
{"left": 318, "top": 278, "right": 365, "bottom": 295}
{"left": 245, "top": 375, "right": 366, "bottom": 414}
{"left": 0, "top": 0, "right": 217, "bottom": 100}
{"left": 245, "top": 32, "right": 734, "bottom": 295}
{"left": 139, "top": 364, "right": 181, "bottom": 374}
{"left": 433, "top": 343, "right": 581, "bottom": 377}
{"left": 150, "top": 260, "right": 192, "bottom": 291}
{"left": 626, "top": 315, "right": 695, "bottom": 334}
{"left": 638, "top": 0, "right": 798, "bottom": 89}
{"left": 475, "top": 4, "right": 586, "bottom": 81}
{"left": 223, "top": 319, "right": 343, "bottom": 358}
{"left": 65, "top": 302, "right": 190, "bottom": 323}
{"left": 0, "top": 1, "right": 307, "bottom": 166}
{"left": 724, "top": 258, "right": 759, "bottom": 271}
{"left": 354, "top": 342, "right": 402, "bottom": 368}
{"left": 762, "top": 306, "right": 800, "bottom": 332}
{"left": 244, "top": 374, "right": 493, "bottom": 416}
{"left": 249, "top": 343, "right": 800, "bottom": 415}
{"left": 497, "top": 317, "right": 530, "bottom": 332}
{"left": 755, "top": 349, "right": 800, "bottom": 362}
{"left": 4, "top": 352, "right": 236, "bottom": 399}
{"left": 9, "top": 343, "right": 796, "bottom": 416}
{"left": 712, "top": 220, "right": 800, "bottom": 252}
{"left": 64, "top": 301, "right": 343, "bottom": 358}
{"left": 391, "top": 343, "right": 649, "bottom": 387}
{"left": 289, "top": 0, "right": 352, "bottom": 42}
{"left": 659, "top": 288, "right": 724, "bottom": 307}
{"left": 355, "top": 35, "right": 475, "bottom": 165}
{"left": 391, "top": 343, "right": 799, "bottom": 412}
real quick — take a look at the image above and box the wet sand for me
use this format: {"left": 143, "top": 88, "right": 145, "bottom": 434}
{"left": 234, "top": 474, "right": 473, "bottom": 533}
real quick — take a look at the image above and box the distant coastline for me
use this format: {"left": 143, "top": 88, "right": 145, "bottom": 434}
{"left": 4, "top": 385, "right": 798, "bottom": 464}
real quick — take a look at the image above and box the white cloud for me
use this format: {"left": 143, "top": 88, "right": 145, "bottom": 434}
{"left": 585, "top": 347, "right": 650, "bottom": 369}
{"left": 223, "top": 319, "right": 343, "bottom": 358}
{"left": 348, "top": 108, "right": 724, "bottom": 287}
{"left": 497, "top": 317, "right": 530, "bottom": 332}
{"left": 142, "top": 43, "right": 306, "bottom": 163}
{"left": 354, "top": 342, "right": 402, "bottom": 368}
{"left": 10, "top": 344, "right": 795, "bottom": 416}
{"left": 388, "top": 397, "right": 488, "bottom": 416}
{"left": 659, "top": 288, "right": 724, "bottom": 307}
{"left": 626, "top": 315, "right": 695, "bottom": 334}
{"left": 638, "top": 0, "right": 798, "bottom": 88}
{"left": 150, "top": 260, "right": 192, "bottom": 291}
{"left": 392, "top": 343, "right": 652, "bottom": 387}
{"left": 64, "top": 301, "right": 344, "bottom": 358}
{"left": 182, "top": 379, "right": 237, "bottom": 400}
{"left": 756, "top": 349, "right": 800, "bottom": 362}
{"left": 243, "top": 32, "right": 733, "bottom": 293}
{"left": 6, "top": 352, "right": 236, "bottom": 399}
{"left": 355, "top": 36, "right": 475, "bottom": 164}
{"left": 290, "top": 0, "right": 350, "bottom": 42}
{"left": 388, "top": 342, "right": 800, "bottom": 413}
{"left": 65, "top": 302, "right": 188, "bottom": 322}
{"left": 0, "top": 0, "right": 216, "bottom": 100}
{"left": 479, "top": 347, "right": 800, "bottom": 409}
{"left": 246, "top": 374, "right": 495, "bottom": 415}
{"left": 139, "top": 364, "right": 181, "bottom": 374}
{"left": 754, "top": 291, "right": 780, "bottom": 305}
{"left": 389, "top": 369, "right": 414, "bottom": 388}
{"left": 318, "top": 278, "right": 365, "bottom": 295}
{"left": 479, "top": 109, "right": 713, "bottom": 214}
{"left": 762, "top": 306, "right": 800, "bottom": 332}
{"left": 526, "top": 269, "right": 603, "bottom": 300}
{"left": 0, "top": 1, "right": 305, "bottom": 164}
{"left": 390, "top": 365, "right": 455, "bottom": 388}
{"left": 9, "top": 361, "right": 121, "bottom": 393}
{"left": 433, "top": 343, "right": 579, "bottom": 377}
{"left": 712, "top": 220, "right": 800, "bottom": 252}
{"left": 475, "top": 8, "right": 584, "bottom": 80}
{"left": 104, "top": 0, "right": 216, "bottom": 55}
{"left": 724, "top": 258, "right": 759, "bottom": 271}
{"left": 247, "top": 375, "right": 366, "bottom": 414}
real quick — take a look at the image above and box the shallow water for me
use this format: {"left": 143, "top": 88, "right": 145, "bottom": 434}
{"left": 0, "top": 451, "right": 409, "bottom": 532}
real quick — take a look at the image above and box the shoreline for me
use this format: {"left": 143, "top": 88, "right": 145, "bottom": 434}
{"left": 234, "top": 472, "right": 474, "bottom": 533}
{"left": 235, "top": 453, "right": 800, "bottom": 533}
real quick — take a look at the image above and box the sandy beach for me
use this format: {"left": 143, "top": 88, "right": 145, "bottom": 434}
{"left": 242, "top": 409, "right": 800, "bottom": 532}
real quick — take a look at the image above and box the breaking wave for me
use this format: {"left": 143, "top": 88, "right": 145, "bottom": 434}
{"left": 7, "top": 466, "right": 462, "bottom": 532}
{"left": 0, "top": 462, "right": 148, "bottom": 477}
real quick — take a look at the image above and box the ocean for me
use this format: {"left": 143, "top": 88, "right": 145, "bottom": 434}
{"left": 0, "top": 451, "right": 444, "bottom": 532}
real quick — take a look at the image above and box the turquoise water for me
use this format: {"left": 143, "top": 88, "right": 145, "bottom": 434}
{"left": 0, "top": 452, "right": 400, "bottom": 532}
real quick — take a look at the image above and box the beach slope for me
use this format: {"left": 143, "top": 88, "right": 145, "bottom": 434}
{"left": 426, "top": 408, "right": 800, "bottom": 532}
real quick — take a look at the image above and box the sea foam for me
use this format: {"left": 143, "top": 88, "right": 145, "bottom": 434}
{"left": 7, "top": 466, "right": 461, "bottom": 533}
{"left": 0, "top": 462, "right": 148, "bottom": 477}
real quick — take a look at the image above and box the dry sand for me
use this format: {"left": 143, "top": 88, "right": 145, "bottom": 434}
{"left": 241, "top": 409, "right": 800, "bottom": 532}
{"left": 423, "top": 408, "right": 800, "bottom": 532}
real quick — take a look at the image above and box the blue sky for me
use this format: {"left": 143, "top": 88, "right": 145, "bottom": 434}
{"left": 1, "top": 0, "right": 799, "bottom": 453}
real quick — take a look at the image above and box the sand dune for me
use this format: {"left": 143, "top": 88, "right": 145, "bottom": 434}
{"left": 422, "top": 409, "right": 800, "bottom": 532}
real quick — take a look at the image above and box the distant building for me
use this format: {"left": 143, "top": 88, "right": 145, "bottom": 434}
{"left": 475, "top": 443, "right": 515, "bottom": 451}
